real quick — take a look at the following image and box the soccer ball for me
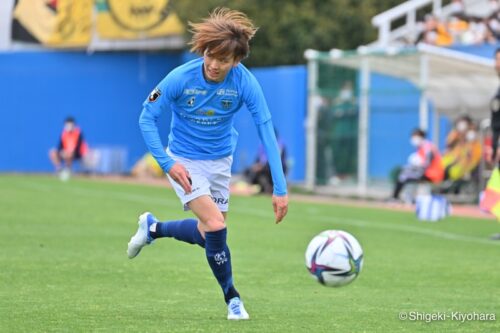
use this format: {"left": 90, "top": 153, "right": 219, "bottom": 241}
{"left": 305, "top": 230, "right": 364, "bottom": 287}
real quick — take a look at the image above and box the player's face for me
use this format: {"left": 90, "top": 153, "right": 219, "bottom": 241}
{"left": 203, "top": 51, "right": 239, "bottom": 83}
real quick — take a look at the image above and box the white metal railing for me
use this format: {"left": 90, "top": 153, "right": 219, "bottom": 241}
{"left": 372, "top": 0, "right": 443, "bottom": 47}
{"left": 372, "top": 0, "right": 491, "bottom": 47}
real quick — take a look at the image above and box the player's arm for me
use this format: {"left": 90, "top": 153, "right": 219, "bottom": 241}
{"left": 139, "top": 77, "right": 192, "bottom": 193}
{"left": 256, "top": 120, "right": 287, "bottom": 196}
{"left": 256, "top": 120, "right": 289, "bottom": 223}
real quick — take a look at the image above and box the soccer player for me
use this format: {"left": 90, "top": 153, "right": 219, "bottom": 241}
{"left": 126, "top": 8, "right": 289, "bottom": 320}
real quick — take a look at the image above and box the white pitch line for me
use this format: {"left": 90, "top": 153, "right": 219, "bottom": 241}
{"left": 15, "top": 179, "right": 180, "bottom": 208}
{"left": 231, "top": 205, "right": 500, "bottom": 247}
{"left": 18, "top": 179, "right": 500, "bottom": 246}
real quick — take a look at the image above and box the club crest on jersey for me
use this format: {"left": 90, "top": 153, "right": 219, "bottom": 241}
{"left": 187, "top": 96, "right": 195, "bottom": 107}
{"left": 148, "top": 88, "right": 161, "bottom": 102}
{"left": 221, "top": 99, "right": 232, "bottom": 110}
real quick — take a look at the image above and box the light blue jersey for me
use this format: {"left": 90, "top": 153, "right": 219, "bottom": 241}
{"left": 139, "top": 57, "right": 287, "bottom": 195}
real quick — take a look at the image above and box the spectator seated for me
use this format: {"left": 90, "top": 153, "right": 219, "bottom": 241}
{"left": 439, "top": 116, "right": 482, "bottom": 196}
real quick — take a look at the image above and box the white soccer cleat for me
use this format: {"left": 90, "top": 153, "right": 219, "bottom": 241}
{"left": 127, "top": 212, "right": 156, "bottom": 259}
{"left": 227, "top": 297, "right": 250, "bottom": 320}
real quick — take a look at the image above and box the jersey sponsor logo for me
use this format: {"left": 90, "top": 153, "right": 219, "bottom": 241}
{"left": 184, "top": 88, "right": 207, "bottom": 95}
{"left": 221, "top": 99, "right": 233, "bottom": 110}
{"left": 148, "top": 87, "right": 161, "bottom": 102}
{"left": 216, "top": 89, "right": 238, "bottom": 97}
{"left": 180, "top": 113, "right": 226, "bottom": 125}
{"left": 212, "top": 196, "right": 229, "bottom": 205}
{"left": 187, "top": 96, "right": 195, "bottom": 107}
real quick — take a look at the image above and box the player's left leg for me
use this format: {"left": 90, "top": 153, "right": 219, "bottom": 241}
{"left": 188, "top": 196, "right": 249, "bottom": 320}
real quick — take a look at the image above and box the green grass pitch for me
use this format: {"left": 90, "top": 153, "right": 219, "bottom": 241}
{"left": 1, "top": 174, "right": 499, "bottom": 332}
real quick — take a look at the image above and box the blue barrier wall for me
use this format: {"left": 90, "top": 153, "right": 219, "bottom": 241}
{"left": 233, "top": 65, "right": 307, "bottom": 182}
{"left": 368, "top": 74, "right": 450, "bottom": 180}
{"left": 0, "top": 52, "right": 306, "bottom": 181}
{"left": 0, "top": 51, "right": 181, "bottom": 172}
{"left": 0, "top": 51, "right": 454, "bottom": 182}
{"left": 368, "top": 74, "right": 421, "bottom": 179}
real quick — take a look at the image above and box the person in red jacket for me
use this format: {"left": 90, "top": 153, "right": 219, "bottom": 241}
{"left": 49, "top": 116, "right": 88, "bottom": 180}
{"left": 391, "top": 128, "right": 444, "bottom": 200}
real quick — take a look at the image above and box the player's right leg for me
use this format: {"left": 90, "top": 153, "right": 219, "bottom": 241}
{"left": 127, "top": 212, "right": 207, "bottom": 258}
{"left": 149, "top": 216, "right": 205, "bottom": 247}
{"left": 127, "top": 212, "right": 156, "bottom": 259}
{"left": 127, "top": 159, "right": 210, "bottom": 258}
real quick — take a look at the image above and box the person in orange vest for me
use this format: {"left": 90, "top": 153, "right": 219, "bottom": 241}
{"left": 391, "top": 128, "right": 445, "bottom": 200}
{"left": 48, "top": 116, "right": 88, "bottom": 180}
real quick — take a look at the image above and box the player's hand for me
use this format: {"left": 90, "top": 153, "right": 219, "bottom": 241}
{"left": 272, "top": 194, "right": 288, "bottom": 224}
{"left": 168, "top": 162, "right": 192, "bottom": 194}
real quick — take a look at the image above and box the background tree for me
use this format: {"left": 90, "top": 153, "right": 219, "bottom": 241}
{"left": 173, "top": 0, "right": 407, "bottom": 67}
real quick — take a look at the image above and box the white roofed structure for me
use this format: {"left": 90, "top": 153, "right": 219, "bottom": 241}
{"left": 304, "top": 44, "right": 496, "bottom": 193}
{"left": 317, "top": 44, "right": 496, "bottom": 119}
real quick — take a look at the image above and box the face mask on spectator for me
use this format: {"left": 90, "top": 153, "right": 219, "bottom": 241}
{"left": 466, "top": 130, "right": 477, "bottom": 141}
{"left": 410, "top": 136, "right": 423, "bottom": 147}
{"left": 64, "top": 123, "right": 75, "bottom": 132}
{"left": 456, "top": 121, "right": 468, "bottom": 132}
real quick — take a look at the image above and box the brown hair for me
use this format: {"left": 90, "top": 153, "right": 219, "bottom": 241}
{"left": 188, "top": 7, "right": 257, "bottom": 61}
